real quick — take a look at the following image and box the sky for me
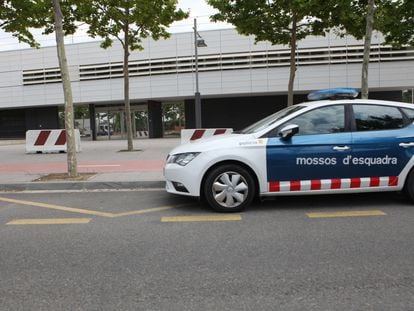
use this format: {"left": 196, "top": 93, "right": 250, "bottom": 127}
{"left": 0, "top": 0, "right": 232, "bottom": 51}
{"left": 173, "top": 0, "right": 231, "bottom": 32}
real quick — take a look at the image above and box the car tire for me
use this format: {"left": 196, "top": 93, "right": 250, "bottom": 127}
{"left": 404, "top": 169, "right": 414, "bottom": 202}
{"left": 203, "top": 164, "right": 255, "bottom": 212}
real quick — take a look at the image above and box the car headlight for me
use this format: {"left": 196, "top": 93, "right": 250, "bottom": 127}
{"left": 167, "top": 152, "right": 200, "bottom": 166}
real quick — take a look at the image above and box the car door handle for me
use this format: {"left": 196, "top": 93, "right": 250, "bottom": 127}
{"left": 333, "top": 146, "right": 350, "bottom": 151}
{"left": 399, "top": 142, "right": 414, "bottom": 148}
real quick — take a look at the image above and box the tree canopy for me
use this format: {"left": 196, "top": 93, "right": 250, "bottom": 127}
{"left": 0, "top": 0, "right": 79, "bottom": 48}
{"left": 76, "top": 0, "right": 187, "bottom": 51}
{"left": 208, "top": 0, "right": 334, "bottom": 106}
{"left": 74, "top": 0, "right": 187, "bottom": 150}
{"left": 379, "top": 0, "right": 414, "bottom": 47}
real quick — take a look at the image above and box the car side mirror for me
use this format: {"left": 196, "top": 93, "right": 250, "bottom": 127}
{"left": 279, "top": 124, "right": 299, "bottom": 140}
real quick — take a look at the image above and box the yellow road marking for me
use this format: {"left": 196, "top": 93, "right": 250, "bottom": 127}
{"left": 7, "top": 218, "right": 91, "bottom": 225}
{"left": 112, "top": 205, "right": 178, "bottom": 217}
{"left": 307, "top": 210, "right": 386, "bottom": 218}
{"left": 0, "top": 196, "right": 113, "bottom": 217}
{"left": 0, "top": 196, "right": 186, "bottom": 218}
{"left": 161, "top": 215, "right": 242, "bottom": 222}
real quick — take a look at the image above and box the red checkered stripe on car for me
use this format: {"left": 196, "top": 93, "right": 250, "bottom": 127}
{"left": 269, "top": 176, "right": 399, "bottom": 192}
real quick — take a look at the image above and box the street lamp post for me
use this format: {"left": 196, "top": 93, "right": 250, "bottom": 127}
{"left": 194, "top": 18, "right": 207, "bottom": 128}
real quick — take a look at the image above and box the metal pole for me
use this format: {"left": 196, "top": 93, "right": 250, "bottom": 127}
{"left": 194, "top": 18, "right": 202, "bottom": 128}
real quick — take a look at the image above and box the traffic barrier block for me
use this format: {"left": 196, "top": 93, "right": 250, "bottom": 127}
{"left": 181, "top": 128, "right": 233, "bottom": 144}
{"left": 137, "top": 131, "right": 149, "bottom": 137}
{"left": 26, "top": 129, "right": 81, "bottom": 153}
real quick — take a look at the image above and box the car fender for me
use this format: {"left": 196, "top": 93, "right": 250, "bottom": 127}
{"left": 196, "top": 139, "right": 269, "bottom": 195}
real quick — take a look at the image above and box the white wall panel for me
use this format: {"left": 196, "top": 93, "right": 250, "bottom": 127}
{"left": 0, "top": 29, "right": 412, "bottom": 110}
{"left": 0, "top": 71, "right": 21, "bottom": 87}
{"left": 130, "top": 78, "right": 153, "bottom": 99}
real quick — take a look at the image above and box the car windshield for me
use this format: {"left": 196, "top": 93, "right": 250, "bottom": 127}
{"left": 239, "top": 105, "right": 306, "bottom": 134}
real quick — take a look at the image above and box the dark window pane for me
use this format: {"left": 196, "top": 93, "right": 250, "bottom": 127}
{"left": 402, "top": 108, "right": 414, "bottom": 123}
{"left": 283, "top": 105, "right": 345, "bottom": 135}
{"left": 353, "top": 105, "right": 404, "bottom": 131}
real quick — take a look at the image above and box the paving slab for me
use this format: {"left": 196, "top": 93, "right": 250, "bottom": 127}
{"left": 0, "top": 138, "right": 180, "bottom": 190}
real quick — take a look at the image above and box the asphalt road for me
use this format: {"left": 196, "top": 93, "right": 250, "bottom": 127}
{"left": 0, "top": 189, "right": 413, "bottom": 310}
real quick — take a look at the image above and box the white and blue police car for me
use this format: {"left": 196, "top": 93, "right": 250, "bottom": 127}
{"left": 164, "top": 88, "right": 414, "bottom": 212}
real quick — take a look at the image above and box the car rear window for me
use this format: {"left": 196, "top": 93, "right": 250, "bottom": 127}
{"left": 353, "top": 105, "right": 404, "bottom": 131}
{"left": 402, "top": 108, "right": 414, "bottom": 123}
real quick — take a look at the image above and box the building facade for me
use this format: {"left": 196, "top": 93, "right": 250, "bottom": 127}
{"left": 0, "top": 28, "right": 413, "bottom": 138}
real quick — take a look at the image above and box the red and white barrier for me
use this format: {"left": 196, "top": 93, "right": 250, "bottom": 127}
{"left": 181, "top": 128, "right": 233, "bottom": 144}
{"left": 137, "top": 131, "right": 148, "bottom": 138}
{"left": 26, "top": 129, "right": 81, "bottom": 153}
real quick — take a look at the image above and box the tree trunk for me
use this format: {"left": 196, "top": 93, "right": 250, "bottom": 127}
{"left": 53, "top": 0, "right": 78, "bottom": 177}
{"left": 287, "top": 13, "right": 297, "bottom": 107}
{"left": 123, "top": 23, "right": 134, "bottom": 151}
{"left": 361, "top": 0, "right": 375, "bottom": 99}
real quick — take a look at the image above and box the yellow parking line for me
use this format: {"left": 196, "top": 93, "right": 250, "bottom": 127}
{"left": 0, "top": 196, "right": 186, "bottom": 218}
{"left": 161, "top": 215, "right": 242, "bottom": 223}
{"left": 307, "top": 210, "right": 386, "bottom": 218}
{"left": 7, "top": 218, "right": 91, "bottom": 225}
{"left": 112, "top": 205, "right": 179, "bottom": 217}
{"left": 0, "top": 196, "right": 113, "bottom": 217}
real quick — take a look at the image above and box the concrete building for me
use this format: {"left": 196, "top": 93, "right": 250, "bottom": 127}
{"left": 0, "top": 28, "right": 413, "bottom": 139}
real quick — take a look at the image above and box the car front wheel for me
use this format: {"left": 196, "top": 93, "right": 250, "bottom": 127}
{"left": 203, "top": 164, "right": 255, "bottom": 212}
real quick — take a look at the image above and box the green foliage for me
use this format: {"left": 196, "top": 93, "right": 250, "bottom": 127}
{"left": 0, "top": 0, "right": 79, "bottom": 48}
{"left": 402, "top": 89, "right": 413, "bottom": 104}
{"left": 328, "top": 0, "right": 370, "bottom": 40}
{"left": 0, "top": 0, "right": 47, "bottom": 47}
{"left": 75, "top": 0, "right": 188, "bottom": 51}
{"left": 208, "top": 0, "right": 332, "bottom": 46}
{"left": 378, "top": 0, "right": 413, "bottom": 47}
{"left": 135, "top": 110, "right": 149, "bottom": 130}
{"left": 328, "top": 0, "right": 413, "bottom": 47}
{"left": 163, "top": 101, "right": 184, "bottom": 124}
{"left": 74, "top": 106, "right": 89, "bottom": 119}
{"left": 208, "top": 0, "right": 335, "bottom": 106}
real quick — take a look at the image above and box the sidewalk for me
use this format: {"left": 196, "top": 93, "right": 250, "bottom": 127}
{"left": 0, "top": 138, "right": 180, "bottom": 191}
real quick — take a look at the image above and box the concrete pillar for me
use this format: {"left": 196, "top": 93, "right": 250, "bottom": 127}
{"left": 107, "top": 111, "right": 111, "bottom": 140}
{"left": 184, "top": 99, "right": 195, "bottom": 129}
{"left": 120, "top": 111, "right": 125, "bottom": 139}
{"left": 147, "top": 101, "right": 163, "bottom": 138}
{"left": 132, "top": 112, "right": 137, "bottom": 138}
{"left": 89, "top": 104, "right": 96, "bottom": 141}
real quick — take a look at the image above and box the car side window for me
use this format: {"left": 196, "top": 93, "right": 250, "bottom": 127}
{"left": 353, "top": 105, "right": 404, "bottom": 131}
{"left": 402, "top": 108, "right": 414, "bottom": 123}
{"left": 275, "top": 105, "right": 345, "bottom": 136}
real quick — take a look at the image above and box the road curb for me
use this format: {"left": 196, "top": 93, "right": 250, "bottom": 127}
{"left": 0, "top": 181, "right": 165, "bottom": 192}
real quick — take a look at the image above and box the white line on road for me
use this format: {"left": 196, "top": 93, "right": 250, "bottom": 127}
{"left": 78, "top": 165, "right": 121, "bottom": 168}
{"left": 0, "top": 188, "right": 165, "bottom": 194}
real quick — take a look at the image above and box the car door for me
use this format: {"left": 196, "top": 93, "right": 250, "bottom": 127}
{"left": 266, "top": 104, "right": 353, "bottom": 192}
{"left": 349, "top": 104, "right": 414, "bottom": 188}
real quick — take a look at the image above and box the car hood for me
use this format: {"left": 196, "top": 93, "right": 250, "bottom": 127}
{"left": 168, "top": 133, "right": 258, "bottom": 155}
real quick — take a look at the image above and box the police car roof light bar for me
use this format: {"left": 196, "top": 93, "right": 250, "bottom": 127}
{"left": 307, "top": 88, "right": 359, "bottom": 101}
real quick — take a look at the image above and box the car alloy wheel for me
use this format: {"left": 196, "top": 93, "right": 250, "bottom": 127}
{"left": 204, "top": 164, "right": 255, "bottom": 212}
{"left": 212, "top": 171, "right": 248, "bottom": 208}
